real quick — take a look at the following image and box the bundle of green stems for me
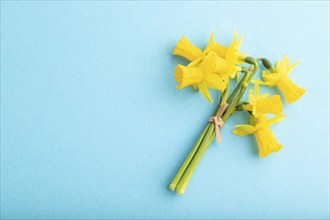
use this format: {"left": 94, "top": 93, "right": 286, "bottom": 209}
{"left": 168, "top": 57, "right": 259, "bottom": 195}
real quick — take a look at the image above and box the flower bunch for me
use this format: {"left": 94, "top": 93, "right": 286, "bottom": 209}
{"left": 168, "top": 30, "right": 305, "bottom": 195}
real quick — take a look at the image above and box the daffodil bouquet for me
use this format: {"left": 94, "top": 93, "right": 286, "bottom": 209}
{"left": 168, "top": 30, "right": 305, "bottom": 195}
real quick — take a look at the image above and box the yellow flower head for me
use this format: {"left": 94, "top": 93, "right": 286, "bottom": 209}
{"left": 172, "top": 31, "right": 245, "bottom": 102}
{"left": 214, "top": 30, "right": 244, "bottom": 78}
{"left": 172, "top": 33, "right": 217, "bottom": 62}
{"left": 174, "top": 52, "right": 228, "bottom": 103}
{"left": 172, "top": 36, "right": 203, "bottom": 61}
{"left": 206, "top": 30, "right": 245, "bottom": 60}
{"left": 173, "top": 30, "right": 245, "bottom": 64}
{"left": 232, "top": 114, "right": 285, "bottom": 157}
{"left": 261, "top": 55, "right": 305, "bottom": 104}
{"left": 243, "top": 79, "right": 283, "bottom": 117}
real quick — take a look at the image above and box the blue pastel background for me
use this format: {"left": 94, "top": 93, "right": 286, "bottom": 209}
{"left": 1, "top": 1, "right": 329, "bottom": 219}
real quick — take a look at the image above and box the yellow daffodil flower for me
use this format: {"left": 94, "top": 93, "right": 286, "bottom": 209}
{"left": 261, "top": 55, "right": 305, "bottom": 104}
{"left": 213, "top": 30, "right": 244, "bottom": 78}
{"left": 208, "top": 30, "right": 246, "bottom": 62}
{"left": 174, "top": 52, "right": 228, "bottom": 103}
{"left": 172, "top": 31, "right": 247, "bottom": 103}
{"left": 243, "top": 79, "right": 283, "bottom": 117}
{"left": 232, "top": 114, "right": 285, "bottom": 157}
{"left": 172, "top": 36, "right": 203, "bottom": 62}
{"left": 172, "top": 32, "right": 220, "bottom": 63}
{"left": 173, "top": 30, "right": 246, "bottom": 64}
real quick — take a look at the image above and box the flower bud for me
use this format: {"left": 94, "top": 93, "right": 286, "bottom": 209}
{"left": 244, "top": 56, "right": 256, "bottom": 65}
{"left": 261, "top": 58, "right": 273, "bottom": 70}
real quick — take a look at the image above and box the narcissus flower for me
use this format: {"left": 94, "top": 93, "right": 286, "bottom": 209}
{"left": 172, "top": 36, "right": 203, "bottom": 62}
{"left": 207, "top": 30, "right": 246, "bottom": 62}
{"left": 172, "top": 33, "right": 219, "bottom": 62}
{"left": 169, "top": 30, "right": 305, "bottom": 195}
{"left": 243, "top": 79, "right": 283, "bottom": 117}
{"left": 174, "top": 52, "right": 228, "bottom": 103}
{"left": 173, "top": 30, "right": 246, "bottom": 64}
{"left": 232, "top": 114, "right": 285, "bottom": 157}
{"left": 213, "top": 30, "right": 244, "bottom": 78}
{"left": 261, "top": 55, "right": 305, "bottom": 104}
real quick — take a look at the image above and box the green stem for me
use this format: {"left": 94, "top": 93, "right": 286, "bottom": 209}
{"left": 220, "top": 82, "right": 230, "bottom": 104}
{"left": 168, "top": 122, "right": 211, "bottom": 191}
{"left": 168, "top": 82, "right": 231, "bottom": 191}
{"left": 227, "top": 70, "right": 249, "bottom": 104}
{"left": 223, "top": 59, "right": 258, "bottom": 121}
{"left": 175, "top": 123, "right": 215, "bottom": 195}
{"left": 171, "top": 60, "right": 259, "bottom": 195}
{"left": 175, "top": 101, "right": 237, "bottom": 195}
{"left": 247, "top": 61, "right": 258, "bottom": 82}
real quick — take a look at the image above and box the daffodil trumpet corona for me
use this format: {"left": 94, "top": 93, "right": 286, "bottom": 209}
{"left": 168, "top": 31, "right": 305, "bottom": 195}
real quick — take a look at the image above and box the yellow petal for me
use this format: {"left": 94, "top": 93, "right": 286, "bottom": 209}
{"left": 174, "top": 65, "right": 184, "bottom": 83}
{"left": 214, "top": 56, "right": 230, "bottom": 74}
{"left": 215, "top": 53, "right": 241, "bottom": 79}
{"left": 212, "top": 30, "right": 244, "bottom": 60}
{"left": 277, "top": 76, "right": 305, "bottom": 104}
{"left": 261, "top": 71, "right": 282, "bottom": 87}
{"left": 256, "top": 114, "right": 285, "bottom": 130}
{"left": 198, "top": 52, "right": 217, "bottom": 74}
{"left": 225, "top": 40, "right": 238, "bottom": 64}
{"left": 233, "top": 28, "right": 244, "bottom": 50}
{"left": 225, "top": 30, "right": 243, "bottom": 62}
{"left": 256, "top": 95, "right": 283, "bottom": 115}
{"left": 213, "top": 43, "right": 228, "bottom": 58}
{"left": 255, "top": 127, "right": 283, "bottom": 157}
{"left": 174, "top": 65, "right": 203, "bottom": 89}
{"left": 213, "top": 46, "right": 245, "bottom": 64}
{"left": 276, "top": 55, "right": 300, "bottom": 78}
{"left": 232, "top": 124, "right": 256, "bottom": 136}
{"left": 173, "top": 36, "right": 203, "bottom": 61}
{"left": 248, "top": 89, "right": 257, "bottom": 106}
{"left": 236, "top": 33, "right": 244, "bottom": 49}
{"left": 204, "top": 73, "right": 228, "bottom": 91}
{"left": 254, "top": 79, "right": 260, "bottom": 98}
{"left": 234, "top": 28, "right": 244, "bottom": 50}
{"left": 242, "top": 104, "right": 253, "bottom": 111}
{"left": 198, "top": 81, "right": 213, "bottom": 103}
{"left": 203, "top": 33, "right": 216, "bottom": 54}
{"left": 281, "top": 55, "right": 290, "bottom": 73}
{"left": 286, "top": 61, "right": 300, "bottom": 77}
{"left": 228, "top": 65, "right": 242, "bottom": 79}
{"left": 187, "top": 57, "right": 202, "bottom": 67}
{"left": 275, "top": 58, "right": 285, "bottom": 74}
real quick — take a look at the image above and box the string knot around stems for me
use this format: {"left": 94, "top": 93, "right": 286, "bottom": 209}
{"left": 208, "top": 102, "right": 229, "bottom": 144}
